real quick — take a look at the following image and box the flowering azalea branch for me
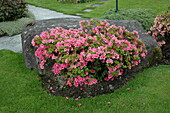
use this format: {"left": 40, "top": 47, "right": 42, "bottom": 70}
{"left": 32, "top": 20, "right": 147, "bottom": 87}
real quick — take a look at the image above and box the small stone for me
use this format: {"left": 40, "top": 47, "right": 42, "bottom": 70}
{"left": 84, "top": 9, "right": 93, "bottom": 12}
{"left": 109, "top": 85, "right": 114, "bottom": 90}
{"left": 76, "top": 13, "right": 83, "bottom": 16}
{"left": 92, "top": 4, "right": 102, "bottom": 7}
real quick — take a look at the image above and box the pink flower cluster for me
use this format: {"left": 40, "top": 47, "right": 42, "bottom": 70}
{"left": 32, "top": 20, "right": 147, "bottom": 87}
{"left": 65, "top": 76, "right": 98, "bottom": 87}
{"left": 148, "top": 12, "right": 170, "bottom": 46}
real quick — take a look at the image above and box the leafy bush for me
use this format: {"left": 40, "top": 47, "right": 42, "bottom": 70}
{"left": 102, "top": 9, "right": 156, "bottom": 31}
{"left": 148, "top": 11, "right": 170, "bottom": 46}
{"left": 0, "top": 0, "right": 27, "bottom": 22}
{"left": 32, "top": 20, "right": 147, "bottom": 87}
{"left": 0, "top": 11, "right": 35, "bottom": 36}
{"left": 56, "top": 0, "right": 92, "bottom": 4}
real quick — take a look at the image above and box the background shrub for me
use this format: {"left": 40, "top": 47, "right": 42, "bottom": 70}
{"left": 149, "top": 10, "right": 170, "bottom": 46}
{"left": 102, "top": 9, "right": 156, "bottom": 31}
{"left": 0, "top": 0, "right": 27, "bottom": 22}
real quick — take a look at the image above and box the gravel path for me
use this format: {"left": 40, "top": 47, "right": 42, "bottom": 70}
{"left": 0, "top": 5, "right": 80, "bottom": 53}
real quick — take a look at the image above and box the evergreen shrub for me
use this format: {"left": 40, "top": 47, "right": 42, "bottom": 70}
{"left": 0, "top": 0, "right": 27, "bottom": 22}
{"left": 102, "top": 9, "right": 156, "bottom": 31}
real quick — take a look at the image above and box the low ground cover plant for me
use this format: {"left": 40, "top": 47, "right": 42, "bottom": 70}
{"left": 102, "top": 9, "right": 156, "bottom": 31}
{"left": 0, "top": 0, "right": 27, "bottom": 22}
{"left": 32, "top": 20, "right": 147, "bottom": 87}
{"left": 0, "top": 0, "right": 35, "bottom": 36}
{"left": 0, "top": 11, "right": 34, "bottom": 36}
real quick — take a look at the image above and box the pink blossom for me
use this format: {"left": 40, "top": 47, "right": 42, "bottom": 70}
{"left": 31, "top": 39, "right": 35, "bottom": 46}
{"left": 42, "top": 40, "right": 49, "bottom": 44}
{"left": 40, "top": 61, "right": 44, "bottom": 69}
{"left": 108, "top": 74, "right": 113, "bottom": 79}
{"left": 85, "top": 72, "right": 89, "bottom": 75}
{"left": 106, "top": 59, "right": 113, "bottom": 64}
{"left": 75, "top": 98, "right": 79, "bottom": 101}
{"left": 127, "top": 88, "right": 131, "bottom": 91}
{"left": 65, "top": 59, "right": 69, "bottom": 63}
{"left": 78, "top": 104, "right": 82, "bottom": 107}
{"left": 85, "top": 76, "right": 91, "bottom": 79}
{"left": 92, "top": 54, "right": 99, "bottom": 59}
{"left": 107, "top": 102, "right": 111, "bottom": 104}
{"left": 147, "top": 31, "right": 151, "bottom": 34}
{"left": 52, "top": 55, "right": 57, "bottom": 59}
{"left": 90, "top": 70, "right": 95, "bottom": 73}
{"left": 100, "top": 55, "right": 106, "bottom": 60}
{"left": 158, "top": 40, "right": 165, "bottom": 46}
{"left": 133, "top": 30, "right": 138, "bottom": 35}
{"left": 140, "top": 53, "right": 146, "bottom": 58}
{"left": 65, "top": 97, "right": 69, "bottom": 99}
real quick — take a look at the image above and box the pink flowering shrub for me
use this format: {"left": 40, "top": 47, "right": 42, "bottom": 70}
{"left": 148, "top": 11, "right": 170, "bottom": 46}
{"left": 32, "top": 20, "right": 147, "bottom": 87}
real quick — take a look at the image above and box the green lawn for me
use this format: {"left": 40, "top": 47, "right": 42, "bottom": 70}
{"left": 26, "top": 0, "right": 170, "bottom": 18}
{"left": 0, "top": 50, "right": 170, "bottom": 113}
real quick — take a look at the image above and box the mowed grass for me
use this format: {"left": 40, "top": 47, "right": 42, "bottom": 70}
{"left": 0, "top": 49, "right": 170, "bottom": 113}
{"left": 26, "top": 0, "right": 170, "bottom": 18}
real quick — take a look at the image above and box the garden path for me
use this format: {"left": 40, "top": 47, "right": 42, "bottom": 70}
{"left": 0, "top": 5, "right": 80, "bottom": 53}
{"left": 76, "top": 0, "right": 108, "bottom": 15}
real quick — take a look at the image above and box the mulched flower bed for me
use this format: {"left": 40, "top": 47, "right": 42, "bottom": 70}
{"left": 40, "top": 68, "right": 141, "bottom": 99}
{"left": 41, "top": 58, "right": 169, "bottom": 99}
{"left": 40, "top": 45, "right": 170, "bottom": 99}
{"left": 40, "top": 44, "right": 170, "bottom": 99}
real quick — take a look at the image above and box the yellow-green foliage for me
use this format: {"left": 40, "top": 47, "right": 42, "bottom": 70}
{"left": 148, "top": 47, "right": 163, "bottom": 66}
{"left": 0, "top": 11, "right": 35, "bottom": 36}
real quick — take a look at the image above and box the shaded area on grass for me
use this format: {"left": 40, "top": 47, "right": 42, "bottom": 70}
{"left": 0, "top": 49, "right": 169, "bottom": 113}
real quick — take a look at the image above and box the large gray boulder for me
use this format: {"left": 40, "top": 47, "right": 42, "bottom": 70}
{"left": 21, "top": 18, "right": 160, "bottom": 75}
